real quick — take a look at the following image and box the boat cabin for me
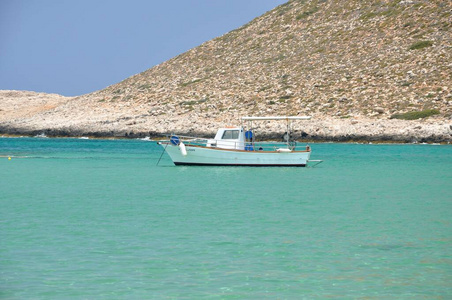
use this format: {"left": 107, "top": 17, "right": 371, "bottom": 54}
{"left": 207, "top": 127, "right": 246, "bottom": 150}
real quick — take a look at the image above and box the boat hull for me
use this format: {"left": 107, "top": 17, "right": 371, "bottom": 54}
{"left": 162, "top": 144, "right": 311, "bottom": 167}
{"left": 174, "top": 162, "right": 307, "bottom": 167}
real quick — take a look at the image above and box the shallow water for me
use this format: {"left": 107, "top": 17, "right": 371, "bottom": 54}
{"left": 1, "top": 138, "right": 451, "bottom": 298}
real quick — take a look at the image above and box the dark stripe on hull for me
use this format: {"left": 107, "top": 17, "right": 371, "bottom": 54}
{"left": 174, "top": 162, "right": 306, "bottom": 167}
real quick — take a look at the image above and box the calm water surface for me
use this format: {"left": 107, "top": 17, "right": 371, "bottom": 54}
{"left": 1, "top": 137, "right": 451, "bottom": 299}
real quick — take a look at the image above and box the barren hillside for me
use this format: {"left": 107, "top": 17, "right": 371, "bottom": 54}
{"left": 1, "top": 0, "right": 451, "bottom": 142}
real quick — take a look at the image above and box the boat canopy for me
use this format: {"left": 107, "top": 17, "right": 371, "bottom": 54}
{"left": 241, "top": 116, "right": 311, "bottom": 121}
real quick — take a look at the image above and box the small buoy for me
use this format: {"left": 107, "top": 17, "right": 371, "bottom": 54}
{"left": 170, "top": 135, "right": 180, "bottom": 146}
{"left": 179, "top": 142, "right": 187, "bottom": 156}
{"left": 8, "top": 157, "right": 11, "bottom": 160}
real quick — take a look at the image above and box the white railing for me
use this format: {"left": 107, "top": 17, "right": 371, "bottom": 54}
{"left": 164, "top": 134, "right": 310, "bottom": 152}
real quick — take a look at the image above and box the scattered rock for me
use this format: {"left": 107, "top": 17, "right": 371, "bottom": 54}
{"left": 375, "top": 107, "right": 385, "bottom": 114}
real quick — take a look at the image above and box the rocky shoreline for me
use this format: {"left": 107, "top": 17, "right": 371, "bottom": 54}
{"left": 1, "top": 90, "right": 451, "bottom": 143}
{"left": 1, "top": 117, "right": 450, "bottom": 144}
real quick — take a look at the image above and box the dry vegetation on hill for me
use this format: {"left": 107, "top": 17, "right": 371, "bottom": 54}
{"left": 1, "top": 0, "right": 451, "bottom": 141}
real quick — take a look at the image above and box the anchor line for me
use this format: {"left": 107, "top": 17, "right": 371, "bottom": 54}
{"left": 156, "top": 142, "right": 168, "bottom": 166}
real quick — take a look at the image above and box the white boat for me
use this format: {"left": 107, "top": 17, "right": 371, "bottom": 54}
{"left": 158, "top": 116, "right": 320, "bottom": 167}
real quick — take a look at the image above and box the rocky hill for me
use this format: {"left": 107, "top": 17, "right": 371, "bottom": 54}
{"left": 0, "top": 90, "right": 72, "bottom": 124}
{"left": 1, "top": 0, "right": 451, "bottom": 142}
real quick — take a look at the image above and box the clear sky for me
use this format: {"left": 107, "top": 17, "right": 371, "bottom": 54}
{"left": 0, "top": 0, "right": 287, "bottom": 96}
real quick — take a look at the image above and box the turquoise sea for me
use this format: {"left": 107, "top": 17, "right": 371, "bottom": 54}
{"left": 1, "top": 137, "right": 451, "bottom": 299}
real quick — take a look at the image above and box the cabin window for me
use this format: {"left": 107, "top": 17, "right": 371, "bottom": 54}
{"left": 222, "top": 130, "right": 239, "bottom": 139}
